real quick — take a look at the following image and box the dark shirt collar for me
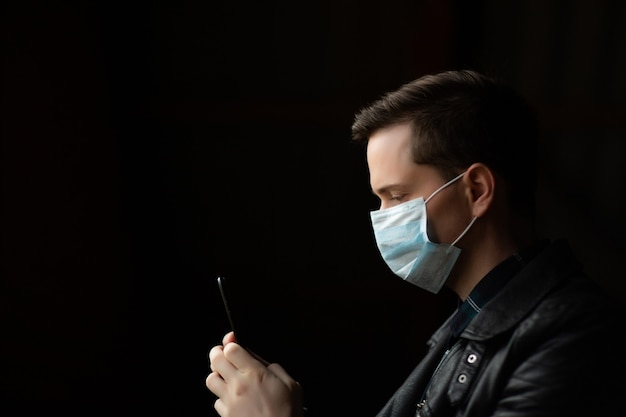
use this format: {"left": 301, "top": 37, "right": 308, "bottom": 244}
{"left": 448, "top": 240, "right": 549, "bottom": 346}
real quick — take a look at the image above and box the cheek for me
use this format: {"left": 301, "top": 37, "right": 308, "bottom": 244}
{"left": 425, "top": 206, "right": 444, "bottom": 243}
{"left": 425, "top": 222, "right": 438, "bottom": 242}
{"left": 426, "top": 196, "right": 469, "bottom": 244}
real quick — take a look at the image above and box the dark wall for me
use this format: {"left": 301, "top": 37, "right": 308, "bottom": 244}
{"left": 2, "top": 1, "right": 625, "bottom": 416}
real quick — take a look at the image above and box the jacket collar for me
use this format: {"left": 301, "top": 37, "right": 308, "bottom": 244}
{"left": 459, "top": 239, "right": 583, "bottom": 340}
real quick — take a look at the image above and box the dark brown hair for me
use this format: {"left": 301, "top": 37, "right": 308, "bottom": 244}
{"left": 351, "top": 69, "right": 539, "bottom": 218}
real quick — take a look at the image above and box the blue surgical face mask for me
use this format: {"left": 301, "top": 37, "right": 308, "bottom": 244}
{"left": 370, "top": 172, "right": 477, "bottom": 293}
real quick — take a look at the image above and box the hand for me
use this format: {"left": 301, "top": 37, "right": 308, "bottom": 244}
{"left": 206, "top": 332, "right": 304, "bottom": 417}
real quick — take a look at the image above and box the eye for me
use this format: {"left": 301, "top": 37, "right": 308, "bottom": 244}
{"left": 379, "top": 194, "right": 407, "bottom": 210}
{"left": 389, "top": 194, "right": 406, "bottom": 202}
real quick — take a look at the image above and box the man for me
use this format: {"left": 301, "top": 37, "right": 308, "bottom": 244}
{"left": 206, "top": 70, "right": 626, "bottom": 416}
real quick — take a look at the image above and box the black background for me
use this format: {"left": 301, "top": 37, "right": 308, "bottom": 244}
{"left": 2, "top": 1, "right": 626, "bottom": 416}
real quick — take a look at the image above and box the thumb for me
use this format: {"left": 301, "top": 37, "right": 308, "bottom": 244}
{"left": 222, "top": 331, "right": 236, "bottom": 345}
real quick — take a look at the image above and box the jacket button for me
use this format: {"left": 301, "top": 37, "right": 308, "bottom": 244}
{"left": 467, "top": 354, "right": 477, "bottom": 363}
{"left": 458, "top": 374, "right": 467, "bottom": 383}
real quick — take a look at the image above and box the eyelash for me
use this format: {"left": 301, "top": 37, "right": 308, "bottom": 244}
{"left": 389, "top": 194, "right": 406, "bottom": 202}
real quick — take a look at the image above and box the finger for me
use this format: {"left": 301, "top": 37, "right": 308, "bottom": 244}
{"left": 209, "top": 345, "right": 238, "bottom": 381}
{"left": 205, "top": 371, "right": 227, "bottom": 398}
{"left": 214, "top": 397, "right": 226, "bottom": 417}
{"left": 223, "top": 341, "right": 267, "bottom": 372}
{"left": 222, "top": 331, "right": 236, "bottom": 345}
{"left": 208, "top": 344, "right": 223, "bottom": 372}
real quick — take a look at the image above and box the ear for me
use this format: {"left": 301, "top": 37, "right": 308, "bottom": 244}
{"left": 462, "top": 163, "right": 495, "bottom": 218}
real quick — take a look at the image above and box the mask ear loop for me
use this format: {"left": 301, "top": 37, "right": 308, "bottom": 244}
{"left": 425, "top": 172, "right": 466, "bottom": 204}
{"left": 451, "top": 216, "right": 477, "bottom": 247}
{"left": 424, "top": 171, "right": 476, "bottom": 249}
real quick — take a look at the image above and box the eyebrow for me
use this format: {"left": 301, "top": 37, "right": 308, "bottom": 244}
{"left": 371, "top": 183, "right": 405, "bottom": 196}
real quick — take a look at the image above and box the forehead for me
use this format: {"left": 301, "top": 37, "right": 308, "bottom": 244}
{"left": 366, "top": 123, "right": 417, "bottom": 190}
{"left": 366, "top": 123, "right": 414, "bottom": 164}
{"left": 366, "top": 123, "right": 444, "bottom": 196}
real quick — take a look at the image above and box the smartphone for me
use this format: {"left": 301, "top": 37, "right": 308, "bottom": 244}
{"left": 216, "top": 276, "right": 270, "bottom": 367}
{"left": 217, "top": 276, "right": 243, "bottom": 346}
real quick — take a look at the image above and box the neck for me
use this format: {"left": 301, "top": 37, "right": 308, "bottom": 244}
{"left": 446, "top": 217, "right": 536, "bottom": 300}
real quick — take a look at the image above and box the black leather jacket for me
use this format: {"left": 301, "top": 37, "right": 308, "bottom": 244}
{"left": 376, "top": 239, "right": 626, "bottom": 417}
